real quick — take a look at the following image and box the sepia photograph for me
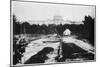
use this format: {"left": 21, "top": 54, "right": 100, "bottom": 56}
{"left": 11, "top": 0, "right": 96, "bottom": 66}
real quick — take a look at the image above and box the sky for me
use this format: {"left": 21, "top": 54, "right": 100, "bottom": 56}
{"left": 12, "top": 1, "right": 95, "bottom": 24}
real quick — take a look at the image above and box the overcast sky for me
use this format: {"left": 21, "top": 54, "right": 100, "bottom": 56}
{"left": 12, "top": 1, "right": 95, "bottom": 24}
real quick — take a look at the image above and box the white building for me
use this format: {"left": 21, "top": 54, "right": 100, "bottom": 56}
{"left": 63, "top": 29, "right": 71, "bottom": 36}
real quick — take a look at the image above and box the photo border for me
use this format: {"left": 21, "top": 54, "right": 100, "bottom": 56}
{"left": 10, "top": 0, "right": 96, "bottom": 66}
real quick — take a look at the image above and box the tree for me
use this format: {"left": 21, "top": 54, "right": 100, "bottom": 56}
{"left": 13, "top": 14, "right": 21, "bottom": 34}
{"left": 82, "top": 16, "right": 95, "bottom": 46}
